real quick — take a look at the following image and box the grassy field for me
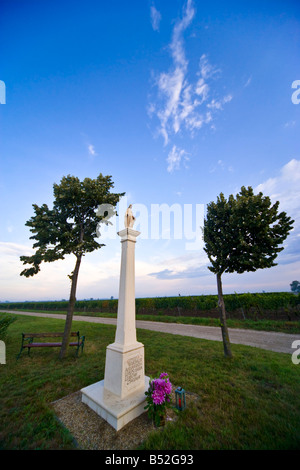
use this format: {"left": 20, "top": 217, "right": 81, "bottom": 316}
{"left": 0, "top": 313, "right": 300, "bottom": 450}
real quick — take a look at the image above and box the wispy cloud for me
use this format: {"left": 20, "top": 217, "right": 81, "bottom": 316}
{"left": 167, "top": 145, "right": 189, "bottom": 173}
{"left": 0, "top": 242, "right": 34, "bottom": 258}
{"left": 255, "top": 158, "right": 300, "bottom": 265}
{"left": 169, "top": 0, "right": 195, "bottom": 67}
{"left": 148, "top": 0, "right": 232, "bottom": 171}
{"left": 88, "top": 144, "right": 97, "bottom": 156}
{"left": 81, "top": 133, "right": 98, "bottom": 158}
{"left": 147, "top": 249, "right": 210, "bottom": 281}
{"left": 209, "top": 159, "right": 234, "bottom": 174}
{"left": 207, "top": 94, "right": 232, "bottom": 111}
{"left": 150, "top": 4, "right": 161, "bottom": 31}
{"left": 256, "top": 159, "right": 300, "bottom": 218}
{"left": 244, "top": 75, "right": 252, "bottom": 88}
{"left": 149, "top": 265, "right": 208, "bottom": 280}
{"left": 284, "top": 120, "right": 296, "bottom": 128}
{"left": 6, "top": 222, "right": 14, "bottom": 233}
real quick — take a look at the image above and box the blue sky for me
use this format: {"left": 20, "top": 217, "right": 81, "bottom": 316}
{"left": 0, "top": 0, "right": 299, "bottom": 301}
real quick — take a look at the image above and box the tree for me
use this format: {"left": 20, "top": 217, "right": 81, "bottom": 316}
{"left": 20, "top": 174, "right": 124, "bottom": 359}
{"left": 290, "top": 281, "right": 300, "bottom": 293}
{"left": 203, "top": 186, "right": 294, "bottom": 358}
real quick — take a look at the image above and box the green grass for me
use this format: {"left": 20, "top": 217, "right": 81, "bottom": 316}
{"left": 1, "top": 313, "right": 300, "bottom": 450}
{"left": 4, "top": 308, "right": 300, "bottom": 333}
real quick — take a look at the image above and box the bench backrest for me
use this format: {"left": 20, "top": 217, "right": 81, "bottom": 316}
{"left": 22, "top": 332, "right": 80, "bottom": 339}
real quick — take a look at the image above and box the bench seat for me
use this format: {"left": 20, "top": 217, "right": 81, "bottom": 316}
{"left": 23, "top": 342, "right": 80, "bottom": 348}
{"left": 17, "top": 331, "right": 85, "bottom": 358}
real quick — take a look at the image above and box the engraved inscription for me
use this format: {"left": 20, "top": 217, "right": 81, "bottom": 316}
{"left": 125, "top": 354, "right": 143, "bottom": 388}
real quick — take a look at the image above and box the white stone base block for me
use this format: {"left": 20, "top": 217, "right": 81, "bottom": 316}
{"left": 104, "top": 342, "right": 146, "bottom": 399}
{"left": 81, "top": 376, "right": 150, "bottom": 431}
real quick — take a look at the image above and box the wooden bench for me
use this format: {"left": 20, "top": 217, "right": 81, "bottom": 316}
{"left": 17, "top": 331, "right": 85, "bottom": 359}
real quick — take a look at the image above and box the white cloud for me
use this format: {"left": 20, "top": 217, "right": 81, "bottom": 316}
{"left": 255, "top": 159, "right": 300, "bottom": 217}
{"left": 80, "top": 133, "right": 98, "bottom": 157}
{"left": 195, "top": 77, "right": 209, "bottom": 103}
{"left": 198, "top": 54, "right": 219, "bottom": 80}
{"left": 150, "top": 4, "right": 161, "bottom": 31}
{"left": 244, "top": 75, "right": 252, "bottom": 87}
{"left": 209, "top": 159, "right": 234, "bottom": 173}
{"left": 166, "top": 145, "right": 189, "bottom": 173}
{"left": 0, "top": 242, "right": 33, "bottom": 259}
{"left": 148, "top": 0, "right": 232, "bottom": 168}
{"left": 88, "top": 144, "right": 97, "bottom": 156}
{"left": 284, "top": 120, "right": 296, "bottom": 128}
{"left": 169, "top": 0, "right": 194, "bottom": 67}
{"left": 6, "top": 224, "right": 13, "bottom": 233}
{"left": 0, "top": 240, "right": 122, "bottom": 301}
{"left": 149, "top": 0, "right": 195, "bottom": 146}
{"left": 157, "top": 66, "right": 186, "bottom": 143}
{"left": 207, "top": 94, "right": 232, "bottom": 110}
{"left": 0, "top": 241, "right": 73, "bottom": 300}
{"left": 255, "top": 158, "right": 300, "bottom": 266}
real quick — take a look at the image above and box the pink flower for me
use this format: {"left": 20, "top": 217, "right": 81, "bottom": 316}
{"left": 152, "top": 389, "right": 165, "bottom": 405}
{"left": 164, "top": 379, "right": 172, "bottom": 395}
{"left": 159, "top": 372, "right": 168, "bottom": 379}
{"left": 150, "top": 374, "right": 172, "bottom": 406}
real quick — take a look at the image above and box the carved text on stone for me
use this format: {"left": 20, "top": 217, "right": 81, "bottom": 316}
{"left": 125, "top": 354, "right": 143, "bottom": 388}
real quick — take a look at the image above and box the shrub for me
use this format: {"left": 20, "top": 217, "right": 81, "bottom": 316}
{"left": 0, "top": 314, "right": 16, "bottom": 340}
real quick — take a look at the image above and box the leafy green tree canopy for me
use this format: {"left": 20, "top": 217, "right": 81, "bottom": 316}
{"left": 20, "top": 173, "right": 124, "bottom": 277}
{"left": 204, "top": 186, "right": 294, "bottom": 276}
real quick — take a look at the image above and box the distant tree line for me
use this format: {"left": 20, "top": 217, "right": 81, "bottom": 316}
{"left": 1, "top": 292, "right": 299, "bottom": 321}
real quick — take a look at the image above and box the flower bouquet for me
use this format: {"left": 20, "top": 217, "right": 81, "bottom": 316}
{"left": 145, "top": 372, "right": 172, "bottom": 427}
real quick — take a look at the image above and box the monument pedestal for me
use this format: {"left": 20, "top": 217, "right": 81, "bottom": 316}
{"left": 81, "top": 227, "right": 149, "bottom": 431}
{"left": 81, "top": 376, "right": 150, "bottom": 431}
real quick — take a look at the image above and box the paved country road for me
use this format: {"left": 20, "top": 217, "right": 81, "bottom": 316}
{"left": 1, "top": 310, "right": 299, "bottom": 355}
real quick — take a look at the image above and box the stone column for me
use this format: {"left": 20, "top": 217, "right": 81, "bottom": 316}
{"left": 81, "top": 223, "right": 149, "bottom": 431}
{"left": 104, "top": 227, "right": 146, "bottom": 398}
{"left": 114, "top": 228, "right": 141, "bottom": 348}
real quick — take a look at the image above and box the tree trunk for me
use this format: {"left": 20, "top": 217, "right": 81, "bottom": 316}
{"left": 216, "top": 273, "right": 233, "bottom": 358}
{"left": 59, "top": 255, "right": 82, "bottom": 359}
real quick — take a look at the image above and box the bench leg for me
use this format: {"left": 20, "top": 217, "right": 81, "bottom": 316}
{"left": 76, "top": 344, "right": 82, "bottom": 357}
{"left": 80, "top": 337, "right": 85, "bottom": 356}
{"left": 75, "top": 336, "right": 85, "bottom": 357}
{"left": 17, "top": 346, "right": 32, "bottom": 359}
{"left": 17, "top": 346, "right": 24, "bottom": 360}
{"left": 75, "top": 340, "right": 85, "bottom": 357}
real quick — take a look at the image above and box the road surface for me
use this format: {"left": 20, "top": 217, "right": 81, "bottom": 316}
{"left": 1, "top": 309, "right": 299, "bottom": 355}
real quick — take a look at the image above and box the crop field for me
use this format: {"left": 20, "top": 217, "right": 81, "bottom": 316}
{"left": 1, "top": 291, "right": 300, "bottom": 321}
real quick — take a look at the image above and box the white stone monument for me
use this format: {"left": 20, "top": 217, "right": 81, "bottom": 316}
{"left": 81, "top": 205, "right": 149, "bottom": 431}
